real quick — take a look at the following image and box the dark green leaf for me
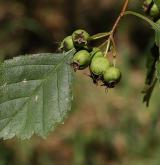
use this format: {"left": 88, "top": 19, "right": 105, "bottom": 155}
{"left": 0, "top": 50, "right": 75, "bottom": 139}
{"left": 142, "top": 45, "right": 159, "bottom": 107}
{"left": 145, "top": 45, "right": 159, "bottom": 85}
{"left": 142, "top": 79, "right": 157, "bottom": 107}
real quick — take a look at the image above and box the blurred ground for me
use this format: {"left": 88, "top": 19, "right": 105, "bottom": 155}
{"left": 1, "top": 0, "right": 160, "bottom": 165}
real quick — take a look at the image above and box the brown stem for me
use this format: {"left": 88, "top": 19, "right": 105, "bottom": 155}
{"left": 103, "top": 0, "right": 129, "bottom": 57}
{"left": 110, "top": 0, "right": 129, "bottom": 37}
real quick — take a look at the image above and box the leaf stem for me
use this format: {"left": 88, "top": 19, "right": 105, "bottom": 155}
{"left": 124, "top": 11, "right": 159, "bottom": 31}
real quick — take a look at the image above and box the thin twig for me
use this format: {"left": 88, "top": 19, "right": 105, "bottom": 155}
{"left": 110, "top": 0, "right": 129, "bottom": 37}
{"left": 104, "top": 0, "right": 129, "bottom": 56}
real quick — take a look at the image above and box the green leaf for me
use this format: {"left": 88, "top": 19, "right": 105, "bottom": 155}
{"left": 90, "top": 32, "right": 110, "bottom": 40}
{"left": 142, "top": 45, "right": 159, "bottom": 107}
{"left": 142, "top": 79, "right": 157, "bottom": 107}
{"left": 145, "top": 45, "right": 159, "bottom": 85}
{"left": 154, "top": 0, "right": 160, "bottom": 11}
{"left": 0, "top": 50, "right": 75, "bottom": 139}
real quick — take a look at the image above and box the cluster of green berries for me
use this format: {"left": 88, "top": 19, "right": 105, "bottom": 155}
{"left": 60, "top": 29, "right": 121, "bottom": 89}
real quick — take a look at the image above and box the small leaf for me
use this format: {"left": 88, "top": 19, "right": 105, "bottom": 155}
{"left": 142, "top": 79, "right": 157, "bottom": 107}
{"left": 142, "top": 45, "right": 159, "bottom": 107}
{"left": 0, "top": 50, "right": 75, "bottom": 139}
{"left": 145, "top": 45, "right": 159, "bottom": 85}
{"left": 90, "top": 32, "right": 110, "bottom": 40}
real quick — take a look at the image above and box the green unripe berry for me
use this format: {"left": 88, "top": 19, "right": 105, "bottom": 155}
{"left": 90, "top": 47, "right": 102, "bottom": 58}
{"left": 60, "top": 36, "right": 74, "bottom": 51}
{"left": 92, "top": 51, "right": 104, "bottom": 59}
{"left": 150, "top": 4, "right": 159, "bottom": 18}
{"left": 144, "top": 0, "right": 152, "bottom": 5}
{"left": 72, "top": 29, "right": 90, "bottom": 48}
{"left": 91, "top": 47, "right": 101, "bottom": 54}
{"left": 90, "top": 47, "right": 104, "bottom": 60}
{"left": 143, "top": 0, "right": 159, "bottom": 18}
{"left": 103, "top": 67, "right": 121, "bottom": 87}
{"left": 92, "top": 47, "right": 101, "bottom": 52}
{"left": 72, "top": 50, "right": 91, "bottom": 70}
{"left": 90, "top": 57, "right": 110, "bottom": 76}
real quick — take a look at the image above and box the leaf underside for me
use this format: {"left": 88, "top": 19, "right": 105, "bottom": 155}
{"left": 0, "top": 50, "right": 75, "bottom": 139}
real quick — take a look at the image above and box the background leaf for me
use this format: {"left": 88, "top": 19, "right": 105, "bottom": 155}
{"left": 143, "top": 20, "right": 160, "bottom": 106}
{"left": 0, "top": 50, "right": 75, "bottom": 139}
{"left": 142, "top": 45, "right": 159, "bottom": 106}
{"left": 142, "top": 79, "right": 157, "bottom": 107}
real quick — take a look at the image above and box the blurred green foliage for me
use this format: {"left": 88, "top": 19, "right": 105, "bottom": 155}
{"left": 0, "top": 0, "right": 160, "bottom": 165}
